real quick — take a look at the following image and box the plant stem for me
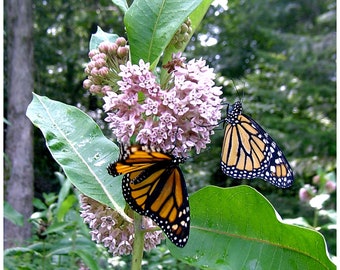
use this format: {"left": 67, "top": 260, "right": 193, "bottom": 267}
{"left": 131, "top": 212, "right": 145, "bottom": 270}
{"left": 313, "top": 208, "right": 319, "bottom": 228}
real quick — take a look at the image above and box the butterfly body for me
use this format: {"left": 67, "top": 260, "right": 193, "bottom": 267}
{"left": 221, "top": 101, "right": 294, "bottom": 188}
{"left": 108, "top": 145, "right": 190, "bottom": 247}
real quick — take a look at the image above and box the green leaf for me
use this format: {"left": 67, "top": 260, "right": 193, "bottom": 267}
{"left": 56, "top": 174, "right": 72, "bottom": 211}
{"left": 32, "top": 198, "right": 47, "bottom": 210}
{"left": 169, "top": 186, "right": 335, "bottom": 270}
{"left": 111, "top": 0, "right": 129, "bottom": 14}
{"left": 43, "top": 221, "right": 71, "bottom": 235}
{"left": 26, "top": 94, "right": 129, "bottom": 221}
{"left": 56, "top": 194, "right": 77, "bottom": 222}
{"left": 162, "top": 0, "right": 214, "bottom": 60}
{"left": 89, "top": 26, "right": 119, "bottom": 51}
{"left": 4, "top": 247, "right": 39, "bottom": 256}
{"left": 73, "top": 249, "right": 101, "bottom": 270}
{"left": 47, "top": 236, "right": 96, "bottom": 256}
{"left": 161, "top": 0, "right": 214, "bottom": 82}
{"left": 124, "top": 0, "right": 203, "bottom": 66}
{"left": 42, "top": 192, "right": 58, "bottom": 206}
{"left": 4, "top": 202, "right": 24, "bottom": 226}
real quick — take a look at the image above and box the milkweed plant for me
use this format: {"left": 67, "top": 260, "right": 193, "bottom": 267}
{"left": 26, "top": 0, "right": 336, "bottom": 269}
{"left": 81, "top": 15, "right": 222, "bottom": 257}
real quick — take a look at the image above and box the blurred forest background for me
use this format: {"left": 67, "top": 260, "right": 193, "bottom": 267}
{"left": 4, "top": 0, "right": 336, "bottom": 269}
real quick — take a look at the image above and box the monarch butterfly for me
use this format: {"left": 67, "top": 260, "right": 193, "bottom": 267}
{"left": 221, "top": 101, "right": 294, "bottom": 188}
{"left": 107, "top": 144, "right": 190, "bottom": 247}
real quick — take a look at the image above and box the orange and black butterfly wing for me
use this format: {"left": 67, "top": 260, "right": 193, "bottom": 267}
{"left": 107, "top": 144, "right": 166, "bottom": 178}
{"left": 221, "top": 101, "right": 294, "bottom": 188}
{"left": 122, "top": 161, "right": 190, "bottom": 247}
{"left": 107, "top": 145, "right": 190, "bottom": 247}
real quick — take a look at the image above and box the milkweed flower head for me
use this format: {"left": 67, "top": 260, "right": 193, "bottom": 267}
{"left": 99, "top": 51, "right": 222, "bottom": 157}
{"left": 79, "top": 195, "right": 164, "bottom": 255}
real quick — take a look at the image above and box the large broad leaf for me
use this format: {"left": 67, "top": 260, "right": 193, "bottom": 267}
{"left": 169, "top": 186, "right": 335, "bottom": 270}
{"left": 124, "top": 0, "right": 203, "bottom": 66}
{"left": 26, "top": 94, "right": 129, "bottom": 221}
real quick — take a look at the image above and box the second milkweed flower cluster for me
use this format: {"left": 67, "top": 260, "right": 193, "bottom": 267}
{"left": 101, "top": 52, "right": 222, "bottom": 157}
{"left": 79, "top": 195, "right": 164, "bottom": 255}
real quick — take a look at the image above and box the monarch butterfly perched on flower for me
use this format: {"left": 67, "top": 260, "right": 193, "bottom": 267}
{"left": 221, "top": 101, "right": 294, "bottom": 188}
{"left": 107, "top": 144, "right": 190, "bottom": 247}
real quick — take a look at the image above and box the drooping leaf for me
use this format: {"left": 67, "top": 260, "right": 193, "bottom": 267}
{"left": 26, "top": 94, "right": 129, "bottom": 221}
{"left": 169, "top": 186, "right": 335, "bottom": 270}
{"left": 124, "top": 0, "right": 203, "bottom": 67}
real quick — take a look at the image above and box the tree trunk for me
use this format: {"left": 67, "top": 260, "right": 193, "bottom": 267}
{"left": 4, "top": 0, "right": 34, "bottom": 248}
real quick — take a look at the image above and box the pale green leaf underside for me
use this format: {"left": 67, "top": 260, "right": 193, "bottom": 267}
{"left": 89, "top": 26, "right": 119, "bottom": 51}
{"left": 26, "top": 94, "right": 128, "bottom": 220}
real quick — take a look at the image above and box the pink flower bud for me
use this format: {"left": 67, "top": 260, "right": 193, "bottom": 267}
{"left": 98, "top": 67, "right": 109, "bottom": 76}
{"left": 95, "top": 58, "right": 107, "bottom": 68}
{"left": 299, "top": 184, "right": 317, "bottom": 203}
{"left": 98, "top": 42, "right": 111, "bottom": 54}
{"left": 312, "top": 175, "right": 320, "bottom": 185}
{"left": 117, "top": 46, "right": 129, "bottom": 58}
{"left": 83, "top": 79, "right": 93, "bottom": 89}
{"left": 87, "top": 61, "right": 96, "bottom": 70}
{"left": 108, "top": 43, "right": 118, "bottom": 55}
{"left": 88, "top": 49, "right": 99, "bottom": 58}
{"left": 325, "top": 180, "right": 336, "bottom": 193}
{"left": 115, "top": 37, "right": 127, "bottom": 47}
{"left": 90, "top": 67, "right": 99, "bottom": 76}
{"left": 89, "top": 84, "right": 102, "bottom": 94}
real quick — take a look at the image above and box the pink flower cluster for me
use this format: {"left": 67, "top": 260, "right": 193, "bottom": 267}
{"left": 103, "top": 53, "right": 222, "bottom": 156}
{"left": 79, "top": 195, "right": 164, "bottom": 255}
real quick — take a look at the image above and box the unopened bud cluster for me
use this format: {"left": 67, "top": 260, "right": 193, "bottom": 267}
{"left": 83, "top": 37, "right": 129, "bottom": 95}
{"left": 170, "top": 18, "right": 192, "bottom": 49}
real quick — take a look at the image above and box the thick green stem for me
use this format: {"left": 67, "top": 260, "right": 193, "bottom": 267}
{"left": 131, "top": 212, "right": 145, "bottom": 270}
